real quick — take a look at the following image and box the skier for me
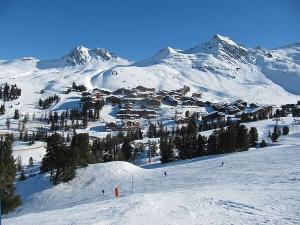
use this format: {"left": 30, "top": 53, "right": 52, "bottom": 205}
{"left": 102, "top": 189, "right": 105, "bottom": 195}
{"left": 220, "top": 161, "right": 224, "bottom": 167}
{"left": 164, "top": 171, "right": 167, "bottom": 176}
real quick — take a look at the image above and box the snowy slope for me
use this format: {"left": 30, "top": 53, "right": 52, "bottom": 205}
{"left": 4, "top": 121, "right": 300, "bottom": 225}
{"left": 0, "top": 35, "right": 300, "bottom": 119}
{"left": 94, "top": 35, "right": 300, "bottom": 104}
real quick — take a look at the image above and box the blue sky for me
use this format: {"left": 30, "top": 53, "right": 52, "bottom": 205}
{"left": 0, "top": 0, "right": 299, "bottom": 60}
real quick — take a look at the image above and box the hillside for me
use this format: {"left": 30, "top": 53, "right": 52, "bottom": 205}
{"left": 0, "top": 35, "right": 300, "bottom": 108}
{"left": 4, "top": 120, "right": 300, "bottom": 225}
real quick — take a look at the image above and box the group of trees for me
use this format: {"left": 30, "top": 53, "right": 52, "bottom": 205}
{"left": 91, "top": 130, "right": 143, "bottom": 163}
{"left": 160, "top": 116, "right": 260, "bottom": 163}
{"left": 270, "top": 125, "right": 289, "bottom": 142}
{"left": 72, "top": 82, "right": 87, "bottom": 92}
{"left": 40, "top": 133, "right": 90, "bottom": 185}
{"left": 0, "top": 135, "right": 21, "bottom": 214}
{"left": 47, "top": 102, "right": 104, "bottom": 131}
{"left": 0, "top": 83, "right": 21, "bottom": 101}
{"left": 39, "top": 94, "right": 60, "bottom": 109}
{"left": 41, "top": 129, "right": 143, "bottom": 185}
{"left": 292, "top": 102, "right": 300, "bottom": 117}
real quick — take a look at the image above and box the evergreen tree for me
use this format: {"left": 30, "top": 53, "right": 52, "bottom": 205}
{"left": 0, "top": 137, "right": 21, "bottom": 214}
{"left": 160, "top": 136, "right": 175, "bottom": 163}
{"left": 6, "top": 118, "right": 11, "bottom": 130}
{"left": 13, "top": 109, "right": 20, "bottom": 119}
{"left": 207, "top": 131, "right": 219, "bottom": 155}
{"left": 197, "top": 134, "right": 207, "bottom": 157}
{"left": 121, "top": 138, "right": 132, "bottom": 161}
{"left": 271, "top": 125, "right": 280, "bottom": 142}
{"left": 70, "top": 133, "right": 91, "bottom": 167}
{"left": 236, "top": 125, "right": 249, "bottom": 151}
{"left": 282, "top": 126, "right": 289, "bottom": 135}
{"left": 260, "top": 139, "right": 267, "bottom": 148}
{"left": 224, "top": 125, "right": 237, "bottom": 152}
{"left": 41, "top": 133, "right": 77, "bottom": 185}
{"left": 249, "top": 127, "right": 258, "bottom": 147}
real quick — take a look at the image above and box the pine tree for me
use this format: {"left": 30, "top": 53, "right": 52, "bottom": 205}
{"left": 121, "top": 138, "right": 132, "bottom": 161}
{"left": 70, "top": 133, "right": 90, "bottom": 167}
{"left": 197, "top": 134, "right": 207, "bottom": 157}
{"left": 236, "top": 125, "right": 249, "bottom": 151}
{"left": 41, "top": 133, "right": 77, "bottom": 185}
{"left": 207, "top": 131, "right": 218, "bottom": 155}
{"left": 13, "top": 109, "right": 20, "bottom": 119}
{"left": 282, "top": 126, "right": 289, "bottom": 135}
{"left": 0, "top": 137, "right": 21, "bottom": 214}
{"left": 160, "top": 136, "right": 175, "bottom": 163}
{"left": 6, "top": 118, "right": 10, "bottom": 130}
{"left": 249, "top": 127, "right": 258, "bottom": 147}
{"left": 224, "top": 125, "right": 237, "bottom": 153}
{"left": 271, "top": 125, "right": 280, "bottom": 142}
{"left": 260, "top": 139, "right": 267, "bottom": 148}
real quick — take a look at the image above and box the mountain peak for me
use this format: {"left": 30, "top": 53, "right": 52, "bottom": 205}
{"left": 63, "top": 46, "right": 120, "bottom": 65}
{"left": 208, "top": 34, "right": 242, "bottom": 49}
{"left": 184, "top": 34, "right": 248, "bottom": 61}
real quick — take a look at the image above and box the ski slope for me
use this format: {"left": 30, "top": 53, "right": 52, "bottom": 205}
{"left": 4, "top": 122, "right": 300, "bottom": 225}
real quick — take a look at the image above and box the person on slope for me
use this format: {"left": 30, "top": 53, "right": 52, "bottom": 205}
{"left": 220, "top": 161, "right": 224, "bottom": 167}
{"left": 164, "top": 171, "right": 167, "bottom": 176}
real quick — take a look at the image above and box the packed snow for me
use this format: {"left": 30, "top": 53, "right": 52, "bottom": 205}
{"left": 2, "top": 118, "right": 300, "bottom": 225}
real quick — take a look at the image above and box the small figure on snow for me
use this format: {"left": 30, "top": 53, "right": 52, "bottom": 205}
{"left": 220, "top": 161, "right": 224, "bottom": 167}
{"left": 102, "top": 189, "right": 105, "bottom": 195}
{"left": 164, "top": 171, "right": 167, "bottom": 176}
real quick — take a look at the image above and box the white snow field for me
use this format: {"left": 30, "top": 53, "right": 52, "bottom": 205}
{"left": 3, "top": 126, "right": 300, "bottom": 225}
{"left": 0, "top": 35, "right": 300, "bottom": 110}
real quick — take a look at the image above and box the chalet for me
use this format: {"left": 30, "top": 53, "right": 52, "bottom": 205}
{"left": 121, "top": 121, "right": 140, "bottom": 131}
{"left": 117, "top": 108, "right": 157, "bottom": 119}
{"left": 133, "top": 85, "right": 155, "bottom": 93}
{"left": 92, "top": 88, "right": 111, "bottom": 96}
{"left": 227, "top": 105, "right": 240, "bottom": 115}
{"left": 233, "top": 100, "right": 247, "bottom": 110}
{"left": 113, "top": 88, "right": 133, "bottom": 95}
{"left": 139, "top": 109, "right": 157, "bottom": 119}
{"left": 157, "top": 90, "right": 169, "bottom": 97}
{"left": 192, "top": 93, "right": 202, "bottom": 98}
{"left": 122, "top": 103, "right": 133, "bottom": 109}
{"left": 117, "top": 112, "right": 140, "bottom": 120}
{"left": 236, "top": 105, "right": 273, "bottom": 119}
{"left": 182, "top": 100, "right": 196, "bottom": 106}
{"left": 181, "top": 96, "right": 196, "bottom": 102}
{"left": 106, "top": 96, "right": 121, "bottom": 105}
{"left": 202, "top": 111, "right": 226, "bottom": 124}
{"left": 140, "top": 98, "right": 161, "bottom": 108}
{"left": 162, "top": 96, "right": 178, "bottom": 106}
{"left": 105, "top": 122, "right": 118, "bottom": 131}
{"left": 211, "top": 103, "right": 226, "bottom": 112}
{"left": 126, "top": 91, "right": 153, "bottom": 99}
{"left": 195, "top": 100, "right": 205, "bottom": 107}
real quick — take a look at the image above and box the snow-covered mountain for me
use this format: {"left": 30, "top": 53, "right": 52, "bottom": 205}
{"left": 62, "top": 46, "right": 127, "bottom": 65}
{"left": 95, "top": 34, "right": 300, "bottom": 104}
{"left": 0, "top": 35, "right": 300, "bottom": 105}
